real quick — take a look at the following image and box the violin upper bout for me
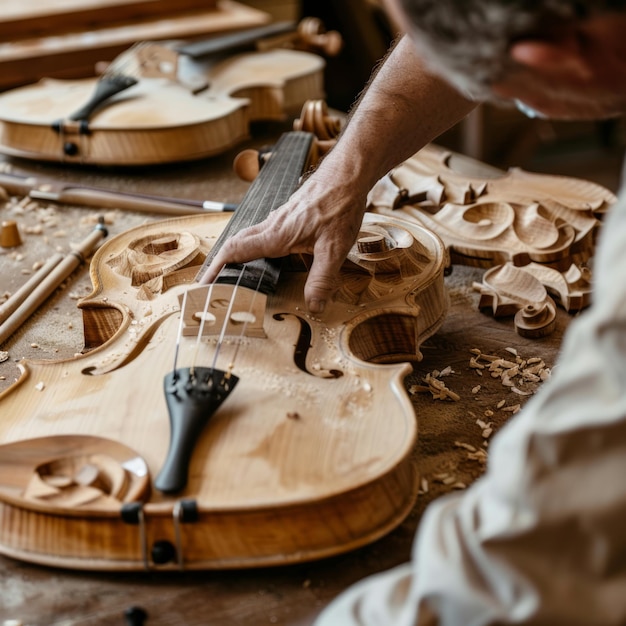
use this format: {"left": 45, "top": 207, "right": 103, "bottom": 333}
{"left": 335, "top": 212, "right": 448, "bottom": 364}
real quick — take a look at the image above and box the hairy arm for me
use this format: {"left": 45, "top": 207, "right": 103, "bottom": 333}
{"left": 203, "top": 35, "right": 477, "bottom": 312}
{"left": 327, "top": 35, "right": 476, "bottom": 194}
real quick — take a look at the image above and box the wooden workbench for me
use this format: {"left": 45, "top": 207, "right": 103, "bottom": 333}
{"left": 0, "top": 121, "right": 572, "bottom": 625}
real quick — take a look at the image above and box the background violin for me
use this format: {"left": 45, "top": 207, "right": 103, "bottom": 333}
{"left": 0, "top": 19, "right": 340, "bottom": 166}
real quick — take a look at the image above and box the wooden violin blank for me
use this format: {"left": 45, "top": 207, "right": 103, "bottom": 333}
{"left": 0, "top": 211, "right": 448, "bottom": 571}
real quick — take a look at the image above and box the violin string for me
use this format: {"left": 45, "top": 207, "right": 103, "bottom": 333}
{"left": 174, "top": 264, "right": 224, "bottom": 378}
{"left": 208, "top": 268, "right": 247, "bottom": 374}
{"left": 201, "top": 142, "right": 299, "bottom": 369}
{"left": 171, "top": 289, "right": 189, "bottom": 379}
{"left": 200, "top": 136, "right": 306, "bottom": 370}
{"left": 228, "top": 265, "right": 267, "bottom": 368}
{"left": 179, "top": 135, "right": 312, "bottom": 381}
{"left": 189, "top": 279, "right": 218, "bottom": 379}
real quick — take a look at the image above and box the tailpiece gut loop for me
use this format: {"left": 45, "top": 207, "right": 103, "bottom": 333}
{"left": 155, "top": 366, "right": 239, "bottom": 494}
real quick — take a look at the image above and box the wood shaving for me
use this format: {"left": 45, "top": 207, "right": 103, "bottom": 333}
{"left": 469, "top": 356, "right": 485, "bottom": 369}
{"left": 454, "top": 441, "right": 477, "bottom": 452}
{"left": 502, "top": 404, "right": 521, "bottom": 413}
{"left": 410, "top": 368, "right": 460, "bottom": 401}
{"left": 468, "top": 348, "right": 551, "bottom": 396}
{"left": 467, "top": 449, "right": 488, "bottom": 464}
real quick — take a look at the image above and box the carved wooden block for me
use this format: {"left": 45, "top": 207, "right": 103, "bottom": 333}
{"left": 368, "top": 143, "right": 615, "bottom": 271}
{"left": 368, "top": 144, "right": 613, "bottom": 335}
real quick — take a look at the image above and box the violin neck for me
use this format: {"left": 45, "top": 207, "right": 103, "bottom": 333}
{"left": 197, "top": 131, "right": 314, "bottom": 293}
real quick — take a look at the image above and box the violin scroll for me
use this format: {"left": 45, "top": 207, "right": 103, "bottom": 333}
{"left": 293, "top": 99, "right": 342, "bottom": 154}
{"left": 233, "top": 99, "right": 342, "bottom": 181}
{"left": 256, "top": 17, "right": 343, "bottom": 58}
{"left": 295, "top": 17, "right": 343, "bottom": 57}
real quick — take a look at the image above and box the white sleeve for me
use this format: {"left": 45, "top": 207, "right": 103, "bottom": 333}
{"left": 316, "top": 163, "right": 626, "bottom": 626}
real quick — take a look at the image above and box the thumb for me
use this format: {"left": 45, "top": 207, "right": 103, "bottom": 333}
{"left": 303, "top": 255, "right": 342, "bottom": 314}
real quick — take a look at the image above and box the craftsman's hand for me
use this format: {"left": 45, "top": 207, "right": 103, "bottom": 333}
{"left": 201, "top": 175, "right": 368, "bottom": 314}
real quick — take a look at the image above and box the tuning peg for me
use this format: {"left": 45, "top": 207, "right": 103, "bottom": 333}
{"left": 233, "top": 147, "right": 273, "bottom": 182}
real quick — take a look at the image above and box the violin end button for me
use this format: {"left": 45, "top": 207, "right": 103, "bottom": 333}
{"left": 124, "top": 606, "right": 148, "bottom": 626}
{"left": 63, "top": 142, "right": 79, "bottom": 157}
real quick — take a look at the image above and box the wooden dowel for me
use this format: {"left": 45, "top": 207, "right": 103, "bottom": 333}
{"left": 0, "top": 253, "right": 64, "bottom": 325}
{"left": 0, "top": 223, "right": 107, "bottom": 346}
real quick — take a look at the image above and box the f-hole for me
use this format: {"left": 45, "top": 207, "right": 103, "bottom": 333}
{"left": 273, "top": 313, "right": 343, "bottom": 379}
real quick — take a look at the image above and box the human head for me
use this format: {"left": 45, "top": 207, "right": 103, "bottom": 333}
{"left": 384, "top": 0, "right": 626, "bottom": 119}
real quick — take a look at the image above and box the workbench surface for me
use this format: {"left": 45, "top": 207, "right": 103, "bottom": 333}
{"left": 0, "top": 123, "right": 570, "bottom": 626}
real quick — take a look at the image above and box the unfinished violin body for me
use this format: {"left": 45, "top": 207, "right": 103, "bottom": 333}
{"left": 0, "top": 46, "right": 325, "bottom": 165}
{"left": 0, "top": 133, "right": 448, "bottom": 571}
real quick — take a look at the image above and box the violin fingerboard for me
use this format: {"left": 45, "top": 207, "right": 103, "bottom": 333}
{"left": 196, "top": 131, "right": 314, "bottom": 292}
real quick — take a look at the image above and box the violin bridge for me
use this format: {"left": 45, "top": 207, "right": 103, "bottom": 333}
{"left": 179, "top": 284, "right": 267, "bottom": 338}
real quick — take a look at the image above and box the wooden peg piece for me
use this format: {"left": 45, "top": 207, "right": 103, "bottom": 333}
{"left": 0, "top": 220, "right": 22, "bottom": 248}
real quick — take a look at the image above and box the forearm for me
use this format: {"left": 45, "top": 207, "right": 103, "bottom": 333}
{"left": 317, "top": 35, "right": 478, "bottom": 191}
{"left": 202, "top": 35, "right": 478, "bottom": 310}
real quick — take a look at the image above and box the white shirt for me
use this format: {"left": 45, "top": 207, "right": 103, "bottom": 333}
{"left": 315, "top": 157, "right": 626, "bottom": 626}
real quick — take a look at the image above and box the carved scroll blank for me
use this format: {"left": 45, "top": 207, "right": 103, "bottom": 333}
{"left": 368, "top": 144, "right": 615, "bottom": 271}
{"left": 472, "top": 261, "right": 594, "bottom": 337}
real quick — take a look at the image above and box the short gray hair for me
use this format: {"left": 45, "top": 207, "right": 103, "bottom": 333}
{"left": 398, "top": 0, "right": 626, "bottom": 99}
